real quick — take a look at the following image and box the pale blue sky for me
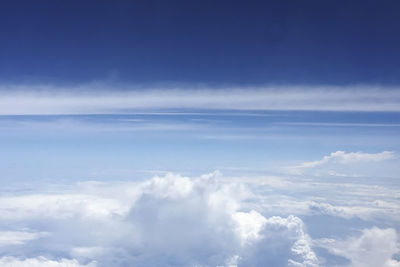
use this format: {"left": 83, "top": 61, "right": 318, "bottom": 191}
{"left": 1, "top": 110, "right": 399, "bottom": 183}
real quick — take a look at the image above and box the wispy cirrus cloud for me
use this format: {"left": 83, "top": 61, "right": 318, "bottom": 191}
{"left": 0, "top": 231, "right": 47, "bottom": 246}
{"left": 1, "top": 84, "right": 400, "bottom": 114}
{"left": 288, "top": 150, "right": 398, "bottom": 177}
{"left": 298, "top": 151, "right": 396, "bottom": 168}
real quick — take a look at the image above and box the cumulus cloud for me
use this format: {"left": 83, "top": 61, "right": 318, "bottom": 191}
{"left": 239, "top": 215, "right": 318, "bottom": 267}
{"left": 314, "top": 227, "right": 400, "bottom": 267}
{"left": 0, "top": 172, "right": 318, "bottom": 267}
{"left": 1, "top": 172, "right": 399, "bottom": 266}
{"left": 0, "top": 84, "right": 400, "bottom": 114}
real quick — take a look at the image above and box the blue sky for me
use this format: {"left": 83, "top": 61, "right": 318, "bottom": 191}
{"left": 1, "top": 0, "right": 400, "bottom": 85}
{"left": 0, "top": 1, "right": 400, "bottom": 267}
{"left": 1, "top": 110, "right": 400, "bottom": 183}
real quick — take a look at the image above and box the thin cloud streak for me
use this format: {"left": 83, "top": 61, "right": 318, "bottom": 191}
{"left": 1, "top": 85, "right": 400, "bottom": 114}
{"left": 298, "top": 151, "right": 396, "bottom": 168}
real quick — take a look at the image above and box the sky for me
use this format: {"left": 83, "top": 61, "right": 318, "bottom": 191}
{"left": 0, "top": 1, "right": 400, "bottom": 267}
{"left": 1, "top": 0, "right": 400, "bottom": 85}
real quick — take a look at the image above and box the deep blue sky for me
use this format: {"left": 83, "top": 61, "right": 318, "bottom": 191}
{"left": 1, "top": 0, "right": 400, "bottom": 85}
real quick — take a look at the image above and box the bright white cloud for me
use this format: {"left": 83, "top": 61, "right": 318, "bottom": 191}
{"left": 0, "top": 172, "right": 318, "bottom": 267}
{"left": 1, "top": 172, "right": 399, "bottom": 266}
{"left": 0, "top": 194, "right": 129, "bottom": 220}
{"left": 298, "top": 151, "right": 395, "bottom": 168}
{"left": 0, "top": 231, "right": 46, "bottom": 246}
{"left": 0, "top": 257, "right": 96, "bottom": 267}
{"left": 222, "top": 173, "right": 400, "bottom": 223}
{"left": 288, "top": 150, "right": 398, "bottom": 177}
{"left": 314, "top": 227, "right": 400, "bottom": 267}
{"left": 1, "top": 85, "right": 400, "bottom": 114}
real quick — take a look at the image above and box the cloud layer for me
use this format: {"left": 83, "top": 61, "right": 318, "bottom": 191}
{"left": 1, "top": 84, "right": 400, "bottom": 114}
{"left": 290, "top": 150, "right": 398, "bottom": 177}
{"left": 299, "top": 151, "right": 396, "bottom": 168}
{"left": 0, "top": 257, "right": 96, "bottom": 267}
{"left": 0, "top": 170, "right": 399, "bottom": 266}
{"left": 0, "top": 173, "right": 320, "bottom": 267}
{"left": 315, "top": 227, "right": 400, "bottom": 267}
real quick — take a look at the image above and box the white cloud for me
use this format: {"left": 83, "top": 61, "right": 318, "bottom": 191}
{"left": 0, "top": 231, "right": 47, "bottom": 246}
{"left": 226, "top": 174, "right": 400, "bottom": 222}
{"left": 314, "top": 227, "right": 400, "bottom": 267}
{"left": 1, "top": 171, "right": 399, "bottom": 266}
{"left": 288, "top": 150, "right": 398, "bottom": 177}
{"left": 250, "top": 215, "right": 318, "bottom": 267}
{"left": 233, "top": 210, "right": 267, "bottom": 244}
{"left": 0, "top": 194, "right": 129, "bottom": 220}
{"left": 298, "top": 151, "right": 395, "bottom": 168}
{"left": 0, "top": 84, "right": 400, "bottom": 114}
{"left": 0, "top": 257, "right": 96, "bottom": 267}
{"left": 306, "top": 201, "right": 383, "bottom": 220}
{"left": 0, "top": 172, "right": 318, "bottom": 267}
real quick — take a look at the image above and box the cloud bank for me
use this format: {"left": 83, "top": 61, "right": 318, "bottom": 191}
{"left": 0, "top": 170, "right": 399, "bottom": 266}
{"left": 0, "top": 172, "right": 320, "bottom": 267}
{"left": 1, "top": 84, "right": 400, "bottom": 114}
{"left": 315, "top": 227, "right": 400, "bottom": 267}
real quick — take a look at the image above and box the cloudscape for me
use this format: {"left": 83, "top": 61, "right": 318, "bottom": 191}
{"left": 0, "top": 1, "right": 400, "bottom": 266}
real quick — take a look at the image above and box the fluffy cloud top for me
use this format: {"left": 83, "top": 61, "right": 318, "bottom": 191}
{"left": 1, "top": 172, "right": 399, "bottom": 266}
{"left": 0, "top": 173, "right": 318, "bottom": 267}
{"left": 315, "top": 227, "right": 400, "bottom": 267}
